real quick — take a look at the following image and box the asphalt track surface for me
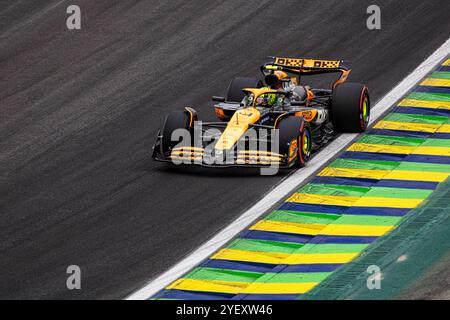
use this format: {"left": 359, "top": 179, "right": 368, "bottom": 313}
{"left": 1, "top": 0, "right": 450, "bottom": 299}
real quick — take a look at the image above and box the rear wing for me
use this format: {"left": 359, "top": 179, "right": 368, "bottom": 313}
{"left": 262, "top": 56, "right": 351, "bottom": 87}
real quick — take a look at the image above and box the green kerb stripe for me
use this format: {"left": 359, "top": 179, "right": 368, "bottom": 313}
{"left": 267, "top": 211, "right": 402, "bottom": 226}
{"left": 395, "top": 162, "right": 450, "bottom": 173}
{"left": 228, "top": 238, "right": 369, "bottom": 254}
{"left": 383, "top": 113, "right": 448, "bottom": 124}
{"left": 256, "top": 272, "right": 331, "bottom": 283}
{"left": 329, "top": 158, "right": 399, "bottom": 170}
{"left": 299, "top": 243, "right": 369, "bottom": 254}
{"left": 298, "top": 184, "right": 432, "bottom": 199}
{"left": 267, "top": 210, "right": 339, "bottom": 225}
{"left": 329, "top": 158, "right": 450, "bottom": 173}
{"left": 333, "top": 215, "right": 402, "bottom": 226}
{"left": 299, "top": 184, "right": 368, "bottom": 197}
{"left": 429, "top": 71, "right": 450, "bottom": 80}
{"left": 421, "top": 138, "right": 450, "bottom": 148}
{"left": 185, "top": 268, "right": 262, "bottom": 282}
{"left": 227, "top": 238, "right": 303, "bottom": 254}
{"left": 358, "top": 135, "right": 424, "bottom": 146}
{"left": 405, "top": 92, "right": 450, "bottom": 102}
{"left": 184, "top": 268, "right": 331, "bottom": 283}
{"left": 363, "top": 187, "right": 432, "bottom": 199}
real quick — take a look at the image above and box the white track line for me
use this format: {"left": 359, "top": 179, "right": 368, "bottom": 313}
{"left": 126, "top": 37, "right": 450, "bottom": 300}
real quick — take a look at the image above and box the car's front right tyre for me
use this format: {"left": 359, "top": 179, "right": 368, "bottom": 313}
{"left": 277, "top": 116, "right": 312, "bottom": 167}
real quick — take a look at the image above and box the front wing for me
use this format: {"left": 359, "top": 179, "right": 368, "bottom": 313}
{"left": 151, "top": 132, "right": 296, "bottom": 169}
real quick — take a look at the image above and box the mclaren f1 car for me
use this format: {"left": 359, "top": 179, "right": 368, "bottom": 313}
{"left": 152, "top": 56, "right": 370, "bottom": 168}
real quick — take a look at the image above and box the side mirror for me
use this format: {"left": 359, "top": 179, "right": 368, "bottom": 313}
{"left": 212, "top": 96, "right": 226, "bottom": 102}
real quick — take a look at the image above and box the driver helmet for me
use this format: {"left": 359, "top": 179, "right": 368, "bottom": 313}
{"left": 256, "top": 92, "right": 277, "bottom": 107}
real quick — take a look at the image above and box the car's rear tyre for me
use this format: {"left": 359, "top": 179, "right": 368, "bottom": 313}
{"left": 161, "top": 110, "right": 192, "bottom": 154}
{"left": 226, "top": 77, "right": 262, "bottom": 102}
{"left": 331, "top": 82, "right": 370, "bottom": 133}
{"left": 277, "top": 116, "right": 312, "bottom": 167}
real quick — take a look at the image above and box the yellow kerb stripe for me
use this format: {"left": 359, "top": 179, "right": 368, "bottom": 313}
{"left": 318, "top": 167, "right": 389, "bottom": 180}
{"left": 167, "top": 278, "right": 247, "bottom": 294}
{"left": 250, "top": 220, "right": 394, "bottom": 237}
{"left": 413, "top": 146, "right": 450, "bottom": 156}
{"left": 211, "top": 248, "right": 359, "bottom": 264}
{"left": 288, "top": 193, "right": 423, "bottom": 209}
{"left": 287, "top": 193, "right": 358, "bottom": 206}
{"left": 420, "top": 78, "right": 450, "bottom": 87}
{"left": 167, "top": 278, "right": 318, "bottom": 294}
{"left": 443, "top": 59, "right": 450, "bottom": 66}
{"left": 373, "top": 120, "right": 440, "bottom": 133}
{"left": 383, "top": 170, "right": 449, "bottom": 182}
{"left": 250, "top": 220, "right": 326, "bottom": 236}
{"left": 398, "top": 99, "right": 450, "bottom": 110}
{"left": 347, "top": 143, "right": 450, "bottom": 157}
{"left": 240, "top": 282, "right": 318, "bottom": 294}
{"left": 437, "top": 124, "right": 450, "bottom": 133}
{"left": 347, "top": 143, "right": 415, "bottom": 155}
{"left": 319, "top": 167, "right": 449, "bottom": 182}
{"left": 320, "top": 223, "right": 395, "bottom": 237}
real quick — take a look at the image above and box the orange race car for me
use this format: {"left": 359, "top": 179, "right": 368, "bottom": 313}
{"left": 152, "top": 56, "right": 370, "bottom": 169}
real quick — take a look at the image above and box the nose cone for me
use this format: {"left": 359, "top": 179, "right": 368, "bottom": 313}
{"left": 214, "top": 108, "right": 260, "bottom": 151}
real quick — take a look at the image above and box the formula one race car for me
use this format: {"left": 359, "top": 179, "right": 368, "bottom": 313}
{"left": 152, "top": 56, "right": 370, "bottom": 169}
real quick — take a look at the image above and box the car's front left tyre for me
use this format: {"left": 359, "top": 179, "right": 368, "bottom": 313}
{"left": 161, "top": 110, "right": 192, "bottom": 154}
